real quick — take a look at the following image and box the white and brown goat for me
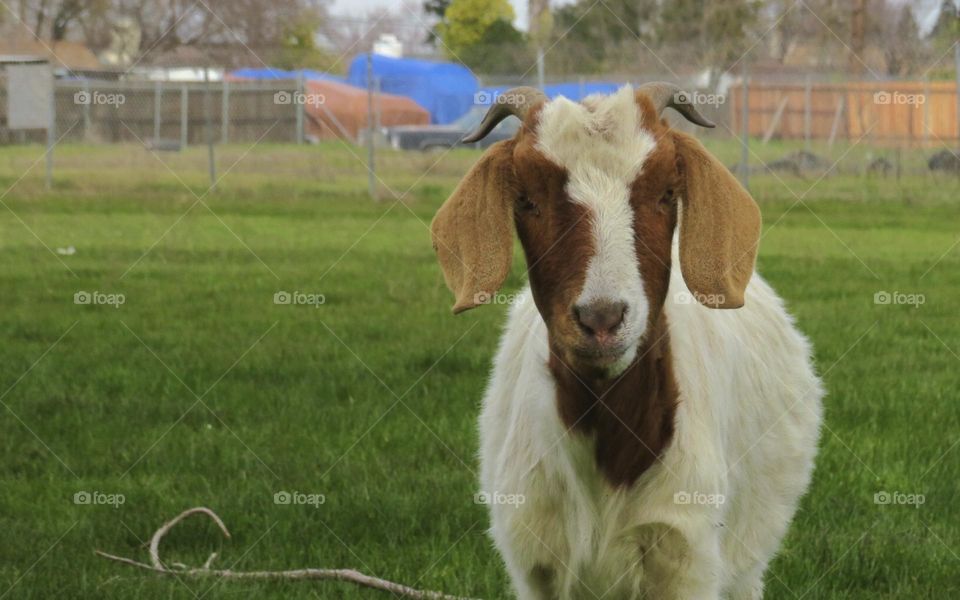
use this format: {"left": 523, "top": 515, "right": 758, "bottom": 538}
{"left": 431, "top": 84, "right": 823, "bottom": 600}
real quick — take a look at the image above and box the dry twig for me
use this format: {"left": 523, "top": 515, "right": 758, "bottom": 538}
{"left": 96, "top": 506, "right": 479, "bottom": 600}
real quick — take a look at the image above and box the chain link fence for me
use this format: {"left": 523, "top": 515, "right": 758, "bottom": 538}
{"left": 1, "top": 68, "right": 959, "bottom": 195}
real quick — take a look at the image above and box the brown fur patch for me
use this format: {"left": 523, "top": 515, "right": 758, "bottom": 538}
{"left": 512, "top": 126, "right": 596, "bottom": 352}
{"left": 550, "top": 313, "right": 678, "bottom": 488}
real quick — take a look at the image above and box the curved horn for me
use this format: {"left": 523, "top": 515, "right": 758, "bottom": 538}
{"left": 636, "top": 81, "right": 716, "bottom": 128}
{"left": 462, "top": 86, "right": 547, "bottom": 143}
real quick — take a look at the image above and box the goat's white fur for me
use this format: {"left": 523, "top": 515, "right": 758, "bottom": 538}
{"left": 478, "top": 88, "right": 823, "bottom": 599}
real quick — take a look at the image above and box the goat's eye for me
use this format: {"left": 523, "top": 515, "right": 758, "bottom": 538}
{"left": 517, "top": 195, "right": 539, "bottom": 215}
{"left": 658, "top": 189, "right": 675, "bottom": 210}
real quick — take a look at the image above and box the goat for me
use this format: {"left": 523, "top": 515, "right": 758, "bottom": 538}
{"left": 431, "top": 84, "right": 823, "bottom": 600}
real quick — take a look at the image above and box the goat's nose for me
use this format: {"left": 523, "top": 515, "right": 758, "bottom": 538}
{"left": 574, "top": 300, "right": 627, "bottom": 339}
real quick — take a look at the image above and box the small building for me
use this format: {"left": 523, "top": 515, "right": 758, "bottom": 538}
{"left": 0, "top": 25, "right": 100, "bottom": 75}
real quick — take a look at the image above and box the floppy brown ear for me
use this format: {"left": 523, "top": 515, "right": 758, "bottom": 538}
{"left": 672, "top": 131, "right": 761, "bottom": 309}
{"left": 431, "top": 140, "right": 516, "bottom": 314}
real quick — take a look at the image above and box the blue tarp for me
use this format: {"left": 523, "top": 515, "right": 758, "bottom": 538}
{"left": 347, "top": 54, "right": 478, "bottom": 125}
{"left": 229, "top": 68, "right": 344, "bottom": 83}
{"left": 478, "top": 82, "right": 625, "bottom": 105}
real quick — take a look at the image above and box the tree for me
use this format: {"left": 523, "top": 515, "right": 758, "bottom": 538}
{"left": 550, "top": 0, "right": 659, "bottom": 74}
{"left": 659, "top": 0, "right": 761, "bottom": 81}
{"left": 438, "top": 0, "right": 516, "bottom": 59}
{"left": 423, "top": 0, "right": 451, "bottom": 44}
{"left": 528, "top": 0, "right": 552, "bottom": 46}
{"left": 273, "top": 15, "right": 332, "bottom": 70}
{"left": 459, "top": 17, "right": 533, "bottom": 73}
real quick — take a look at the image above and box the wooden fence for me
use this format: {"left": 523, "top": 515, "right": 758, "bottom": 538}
{"left": 729, "top": 80, "right": 960, "bottom": 145}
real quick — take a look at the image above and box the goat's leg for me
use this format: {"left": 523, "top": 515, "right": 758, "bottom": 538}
{"left": 724, "top": 563, "right": 766, "bottom": 600}
{"left": 506, "top": 563, "right": 556, "bottom": 600}
{"left": 641, "top": 524, "right": 723, "bottom": 600}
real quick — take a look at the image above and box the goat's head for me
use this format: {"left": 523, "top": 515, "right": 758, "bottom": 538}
{"left": 431, "top": 84, "right": 761, "bottom": 377}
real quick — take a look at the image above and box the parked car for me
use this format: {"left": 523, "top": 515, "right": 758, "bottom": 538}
{"left": 384, "top": 107, "right": 520, "bottom": 151}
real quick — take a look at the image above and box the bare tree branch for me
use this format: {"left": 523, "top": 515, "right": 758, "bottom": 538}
{"left": 96, "top": 506, "right": 481, "bottom": 600}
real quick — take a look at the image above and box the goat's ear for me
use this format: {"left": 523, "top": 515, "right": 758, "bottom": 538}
{"left": 431, "top": 140, "right": 516, "bottom": 314}
{"left": 672, "top": 131, "right": 761, "bottom": 309}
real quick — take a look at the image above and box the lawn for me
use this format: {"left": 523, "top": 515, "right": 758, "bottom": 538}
{"left": 1, "top": 139, "right": 959, "bottom": 599}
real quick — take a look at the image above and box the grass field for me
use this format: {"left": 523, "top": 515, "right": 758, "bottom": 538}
{"left": 1, "top": 139, "right": 960, "bottom": 599}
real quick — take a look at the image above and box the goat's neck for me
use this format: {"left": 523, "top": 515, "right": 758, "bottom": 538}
{"left": 548, "top": 314, "right": 678, "bottom": 488}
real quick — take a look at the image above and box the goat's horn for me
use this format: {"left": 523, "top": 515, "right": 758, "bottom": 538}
{"left": 636, "top": 82, "right": 716, "bottom": 128}
{"left": 462, "top": 87, "right": 547, "bottom": 143}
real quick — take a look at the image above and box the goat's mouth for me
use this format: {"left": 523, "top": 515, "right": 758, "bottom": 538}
{"left": 571, "top": 342, "right": 630, "bottom": 365}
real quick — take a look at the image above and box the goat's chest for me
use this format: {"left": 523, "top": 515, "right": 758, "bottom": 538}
{"left": 484, "top": 414, "right": 685, "bottom": 598}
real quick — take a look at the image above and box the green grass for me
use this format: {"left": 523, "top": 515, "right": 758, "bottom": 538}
{"left": 1, "top": 140, "right": 960, "bottom": 599}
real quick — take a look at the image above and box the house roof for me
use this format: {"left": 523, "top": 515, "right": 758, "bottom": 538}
{"left": 0, "top": 27, "right": 101, "bottom": 71}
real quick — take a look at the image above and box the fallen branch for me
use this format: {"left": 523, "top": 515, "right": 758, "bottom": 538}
{"left": 96, "top": 506, "right": 480, "bottom": 600}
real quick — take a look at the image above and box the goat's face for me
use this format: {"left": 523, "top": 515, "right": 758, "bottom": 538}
{"left": 432, "top": 85, "right": 762, "bottom": 378}
{"left": 511, "top": 90, "right": 678, "bottom": 373}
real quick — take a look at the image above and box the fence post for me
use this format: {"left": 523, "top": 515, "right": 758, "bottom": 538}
{"left": 366, "top": 53, "right": 376, "bottom": 200}
{"left": 204, "top": 67, "right": 216, "bottom": 189}
{"left": 295, "top": 72, "right": 305, "bottom": 144}
{"left": 827, "top": 96, "right": 844, "bottom": 150}
{"left": 955, "top": 39, "right": 960, "bottom": 145}
{"left": 153, "top": 81, "right": 162, "bottom": 142}
{"left": 536, "top": 47, "right": 545, "bottom": 90}
{"left": 180, "top": 85, "right": 188, "bottom": 149}
{"left": 374, "top": 76, "right": 381, "bottom": 137}
{"left": 82, "top": 79, "right": 91, "bottom": 142}
{"left": 739, "top": 59, "right": 750, "bottom": 190}
{"left": 221, "top": 79, "right": 229, "bottom": 144}
{"left": 46, "top": 65, "right": 55, "bottom": 190}
{"left": 803, "top": 75, "right": 812, "bottom": 153}
{"left": 923, "top": 76, "right": 930, "bottom": 147}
